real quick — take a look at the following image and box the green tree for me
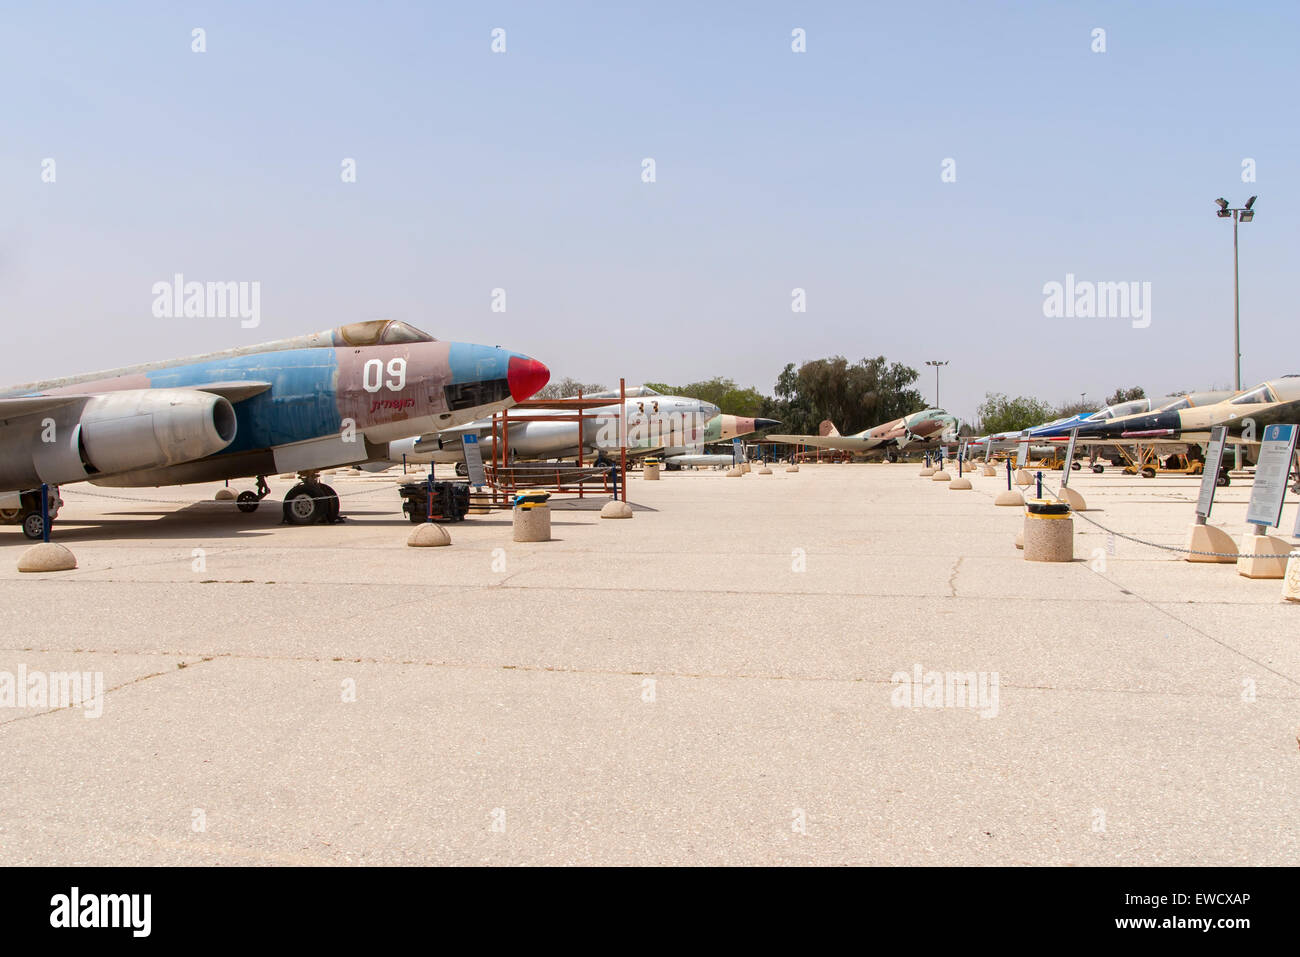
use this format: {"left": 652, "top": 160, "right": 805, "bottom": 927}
{"left": 534, "top": 377, "right": 607, "bottom": 400}
{"left": 1105, "top": 386, "right": 1146, "bottom": 406}
{"left": 976, "top": 392, "right": 1055, "bottom": 434}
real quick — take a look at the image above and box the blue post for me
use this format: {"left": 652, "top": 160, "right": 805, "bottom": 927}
{"left": 1006, "top": 458, "right": 1012, "bottom": 490}
{"left": 611, "top": 465, "right": 620, "bottom": 500}
{"left": 426, "top": 471, "right": 434, "bottom": 522}
{"left": 1036, "top": 470, "right": 1042, "bottom": 499}
{"left": 40, "top": 483, "right": 50, "bottom": 543}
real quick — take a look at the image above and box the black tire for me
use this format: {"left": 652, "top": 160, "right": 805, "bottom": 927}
{"left": 1091, "top": 464, "right": 1104, "bottom": 474}
{"left": 1216, "top": 473, "right": 1230, "bottom": 487}
{"left": 236, "top": 491, "right": 260, "bottom": 513}
{"left": 454, "top": 461, "right": 468, "bottom": 477}
{"left": 1071, "top": 462, "right": 1081, "bottom": 471}
{"left": 283, "top": 483, "right": 322, "bottom": 525}
{"left": 319, "top": 484, "right": 341, "bottom": 523}
{"left": 1141, "top": 467, "right": 1156, "bottom": 479}
{"left": 21, "top": 512, "right": 44, "bottom": 540}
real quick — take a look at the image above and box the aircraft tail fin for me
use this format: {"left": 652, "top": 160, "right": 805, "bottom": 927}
{"left": 818, "top": 420, "right": 840, "bottom": 437}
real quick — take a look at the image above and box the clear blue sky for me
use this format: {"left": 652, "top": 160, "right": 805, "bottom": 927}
{"left": 3, "top": 1, "right": 1297, "bottom": 424}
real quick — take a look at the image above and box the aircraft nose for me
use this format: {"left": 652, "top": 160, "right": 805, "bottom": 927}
{"left": 754, "top": 418, "right": 781, "bottom": 430}
{"left": 507, "top": 355, "right": 550, "bottom": 402}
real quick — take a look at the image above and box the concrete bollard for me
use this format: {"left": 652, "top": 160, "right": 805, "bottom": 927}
{"left": 931, "top": 470, "right": 951, "bottom": 482}
{"left": 785, "top": 464, "right": 799, "bottom": 473}
{"left": 1183, "top": 522, "right": 1237, "bottom": 564}
{"left": 949, "top": 476, "right": 972, "bottom": 490}
{"left": 1283, "top": 551, "right": 1300, "bottom": 602}
{"left": 512, "top": 491, "right": 552, "bottom": 542}
{"left": 469, "top": 491, "right": 492, "bottom": 515}
{"left": 1237, "top": 532, "right": 1291, "bottom": 579}
{"left": 1056, "top": 486, "right": 1087, "bottom": 511}
{"left": 741, "top": 462, "right": 751, "bottom": 473}
{"left": 17, "top": 542, "right": 77, "bottom": 572}
{"left": 758, "top": 466, "right": 772, "bottom": 474}
{"left": 726, "top": 467, "right": 744, "bottom": 477}
{"left": 919, "top": 466, "right": 936, "bottom": 477}
{"left": 512, "top": 505, "right": 551, "bottom": 541}
{"left": 643, "top": 463, "right": 661, "bottom": 481}
{"left": 407, "top": 523, "right": 451, "bottom": 547}
{"left": 982, "top": 466, "right": 996, "bottom": 477}
{"left": 1013, "top": 469, "right": 1033, "bottom": 488}
{"left": 215, "top": 488, "right": 236, "bottom": 502}
{"left": 994, "top": 489, "right": 1024, "bottom": 506}
{"left": 1023, "top": 499, "right": 1074, "bottom": 562}
{"left": 600, "top": 500, "right": 633, "bottom": 519}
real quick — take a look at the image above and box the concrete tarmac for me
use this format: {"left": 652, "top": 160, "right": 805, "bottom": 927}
{"left": 0, "top": 463, "right": 1296, "bottom": 865}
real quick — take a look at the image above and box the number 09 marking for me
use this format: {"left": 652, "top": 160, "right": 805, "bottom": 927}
{"left": 362, "top": 357, "right": 407, "bottom": 393}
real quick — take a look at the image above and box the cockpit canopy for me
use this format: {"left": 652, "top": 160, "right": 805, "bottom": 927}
{"left": 1229, "top": 383, "right": 1277, "bottom": 405}
{"left": 331, "top": 320, "right": 436, "bottom": 347}
{"left": 1086, "top": 399, "right": 1149, "bottom": 421}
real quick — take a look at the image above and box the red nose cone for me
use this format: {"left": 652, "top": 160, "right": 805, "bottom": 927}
{"left": 507, "top": 356, "right": 550, "bottom": 402}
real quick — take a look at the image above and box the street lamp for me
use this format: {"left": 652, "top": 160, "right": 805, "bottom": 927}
{"left": 925, "top": 360, "right": 948, "bottom": 408}
{"left": 1214, "top": 195, "right": 1257, "bottom": 392}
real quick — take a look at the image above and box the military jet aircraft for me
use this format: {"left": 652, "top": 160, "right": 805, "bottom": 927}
{"left": 1066, "top": 378, "right": 1300, "bottom": 444}
{"left": 659, "top": 414, "right": 780, "bottom": 469}
{"left": 767, "top": 408, "right": 958, "bottom": 462}
{"left": 384, "top": 386, "right": 721, "bottom": 469}
{"left": 0, "top": 319, "right": 548, "bottom": 535}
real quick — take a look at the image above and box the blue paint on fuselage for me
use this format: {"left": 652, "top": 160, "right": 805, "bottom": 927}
{"left": 449, "top": 343, "right": 510, "bottom": 384}
{"left": 146, "top": 349, "right": 341, "bottom": 454}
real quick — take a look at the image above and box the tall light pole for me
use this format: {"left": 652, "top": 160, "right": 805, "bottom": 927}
{"left": 1215, "top": 196, "right": 1256, "bottom": 392}
{"left": 925, "top": 360, "right": 948, "bottom": 408}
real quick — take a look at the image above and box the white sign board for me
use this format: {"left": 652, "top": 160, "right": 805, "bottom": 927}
{"left": 462, "top": 433, "right": 487, "bottom": 488}
{"left": 1245, "top": 424, "right": 1297, "bottom": 529}
{"left": 1195, "top": 425, "right": 1228, "bottom": 519}
{"left": 1015, "top": 436, "right": 1029, "bottom": 468}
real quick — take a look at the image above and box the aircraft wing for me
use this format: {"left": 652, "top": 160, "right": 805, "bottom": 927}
{"left": 0, "top": 395, "right": 88, "bottom": 419}
{"left": 766, "top": 434, "right": 878, "bottom": 451}
{"left": 184, "top": 381, "right": 273, "bottom": 403}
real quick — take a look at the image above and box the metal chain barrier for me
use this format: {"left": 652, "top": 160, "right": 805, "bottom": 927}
{"left": 1036, "top": 475, "right": 1295, "bottom": 561}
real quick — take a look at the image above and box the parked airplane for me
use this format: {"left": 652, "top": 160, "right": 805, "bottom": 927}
{"left": 1067, "top": 378, "right": 1300, "bottom": 444}
{"left": 384, "top": 386, "right": 721, "bottom": 469}
{"left": 0, "top": 320, "right": 548, "bottom": 536}
{"left": 767, "top": 408, "right": 958, "bottom": 461}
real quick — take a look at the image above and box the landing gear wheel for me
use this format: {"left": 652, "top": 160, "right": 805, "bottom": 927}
{"left": 455, "top": 461, "right": 468, "bottom": 477}
{"left": 1141, "top": 467, "right": 1156, "bottom": 479}
{"left": 887, "top": 450, "right": 899, "bottom": 463}
{"left": 1071, "top": 462, "right": 1081, "bottom": 471}
{"left": 22, "top": 512, "right": 45, "bottom": 540}
{"left": 236, "top": 491, "right": 260, "bottom": 513}
{"left": 1091, "top": 464, "right": 1104, "bottom": 474}
{"left": 1216, "top": 472, "right": 1231, "bottom": 487}
{"left": 318, "top": 484, "right": 341, "bottom": 523}
{"left": 283, "top": 483, "right": 324, "bottom": 525}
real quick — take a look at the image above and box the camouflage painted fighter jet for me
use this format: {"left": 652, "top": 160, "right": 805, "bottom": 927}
{"left": 0, "top": 320, "right": 548, "bottom": 536}
{"left": 767, "top": 408, "right": 958, "bottom": 462}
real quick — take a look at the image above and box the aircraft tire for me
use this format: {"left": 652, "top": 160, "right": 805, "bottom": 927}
{"left": 1092, "top": 465, "right": 1104, "bottom": 474}
{"left": 1141, "top": 467, "right": 1156, "bottom": 479}
{"left": 455, "top": 461, "right": 468, "bottom": 477}
{"left": 21, "top": 512, "right": 45, "bottom": 540}
{"left": 236, "top": 491, "right": 260, "bottom": 513}
{"left": 319, "top": 485, "right": 341, "bottom": 523}
{"left": 283, "top": 483, "right": 323, "bottom": 525}
{"left": 1217, "top": 473, "right": 1230, "bottom": 487}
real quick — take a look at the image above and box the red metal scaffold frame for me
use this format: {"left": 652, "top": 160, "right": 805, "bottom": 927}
{"left": 482, "top": 379, "right": 629, "bottom": 506}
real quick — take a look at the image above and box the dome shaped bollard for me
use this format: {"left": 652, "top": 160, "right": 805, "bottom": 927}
{"left": 600, "top": 500, "right": 633, "bottom": 519}
{"left": 407, "top": 523, "right": 451, "bottom": 547}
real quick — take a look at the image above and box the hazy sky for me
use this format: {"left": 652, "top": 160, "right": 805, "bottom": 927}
{"left": 4, "top": 1, "right": 1297, "bottom": 425}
